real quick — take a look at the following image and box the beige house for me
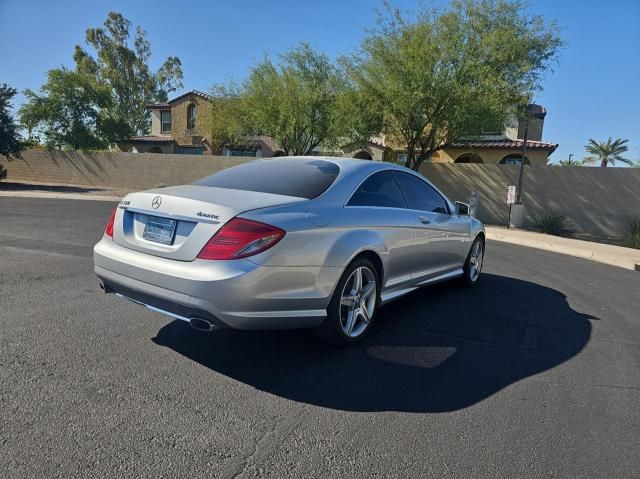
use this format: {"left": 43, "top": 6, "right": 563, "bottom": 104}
{"left": 123, "top": 91, "right": 557, "bottom": 165}
{"left": 350, "top": 105, "right": 557, "bottom": 166}
{"left": 121, "top": 90, "right": 215, "bottom": 155}
{"left": 121, "top": 90, "right": 286, "bottom": 157}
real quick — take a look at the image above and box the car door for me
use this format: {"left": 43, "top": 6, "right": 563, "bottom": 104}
{"left": 345, "top": 170, "right": 416, "bottom": 290}
{"left": 392, "top": 171, "right": 470, "bottom": 281}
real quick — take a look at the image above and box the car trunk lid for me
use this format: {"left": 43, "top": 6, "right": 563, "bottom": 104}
{"left": 112, "top": 185, "right": 305, "bottom": 261}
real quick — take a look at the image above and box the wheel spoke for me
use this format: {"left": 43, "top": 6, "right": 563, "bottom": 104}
{"left": 344, "top": 310, "right": 356, "bottom": 335}
{"left": 341, "top": 295, "right": 356, "bottom": 307}
{"left": 353, "top": 268, "right": 362, "bottom": 292}
{"left": 359, "top": 306, "right": 370, "bottom": 324}
{"left": 361, "top": 282, "right": 375, "bottom": 300}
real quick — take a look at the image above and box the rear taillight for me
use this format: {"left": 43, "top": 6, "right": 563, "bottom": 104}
{"left": 105, "top": 207, "right": 117, "bottom": 238}
{"left": 197, "top": 218, "right": 285, "bottom": 260}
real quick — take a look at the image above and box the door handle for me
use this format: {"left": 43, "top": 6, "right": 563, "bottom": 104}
{"left": 418, "top": 215, "right": 431, "bottom": 224}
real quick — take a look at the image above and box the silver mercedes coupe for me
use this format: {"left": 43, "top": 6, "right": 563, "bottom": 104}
{"left": 94, "top": 157, "right": 485, "bottom": 345}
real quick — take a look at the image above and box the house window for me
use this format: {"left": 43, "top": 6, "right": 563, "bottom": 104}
{"left": 180, "top": 147, "right": 203, "bottom": 155}
{"left": 160, "top": 111, "right": 171, "bottom": 133}
{"left": 187, "top": 103, "right": 196, "bottom": 129}
{"left": 500, "top": 154, "right": 530, "bottom": 165}
{"left": 224, "top": 148, "right": 256, "bottom": 157}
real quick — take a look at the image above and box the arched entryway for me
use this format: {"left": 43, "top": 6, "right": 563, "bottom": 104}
{"left": 454, "top": 153, "right": 483, "bottom": 163}
{"left": 353, "top": 150, "right": 373, "bottom": 160}
{"left": 500, "top": 154, "right": 530, "bottom": 165}
{"left": 148, "top": 146, "right": 163, "bottom": 154}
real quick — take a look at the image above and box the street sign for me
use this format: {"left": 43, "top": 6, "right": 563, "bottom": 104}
{"left": 507, "top": 185, "right": 516, "bottom": 204}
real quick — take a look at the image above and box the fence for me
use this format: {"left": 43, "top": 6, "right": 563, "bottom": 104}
{"left": 2, "top": 150, "right": 639, "bottom": 238}
{"left": 0, "top": 150, "right": 251, "bottom": 190}
{"left": 421, "top": 163, "right": 640, "bottom": 238}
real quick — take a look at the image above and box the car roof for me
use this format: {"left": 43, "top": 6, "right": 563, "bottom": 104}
{"left": 275, "top": 156, "right": 413, "bottom": 175}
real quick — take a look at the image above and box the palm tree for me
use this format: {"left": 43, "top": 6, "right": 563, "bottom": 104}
{"left": 583, "top": 137, "right": 631, "bottom": 167}
{"left": 555, "top": 158, "right": 583, "bottom": 166}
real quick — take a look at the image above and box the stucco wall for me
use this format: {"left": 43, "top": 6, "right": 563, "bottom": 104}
{"left": 0, "top": 150, "right": 250, "bottom": 190}
{"left": 421, "top": 163, "right": 640, "bottom": 238}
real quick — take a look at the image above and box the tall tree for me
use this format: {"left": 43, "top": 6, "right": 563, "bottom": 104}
{"left": 73, "top": 12, "right": 183, "bottom": 135}
{"left": 583, "top": 137, "right": 631, "bottom": 167}
{"left": 206, "top": 85, "right": 246, "bottom": 154}
{"left": 19, "top": 69, "right": 122, "bottom": 150}
{"left": 241, "top": 43, "right": 353, "bottom": 155}
{"left": 0, "top": 83, "right": 24, "bottom": 160}
{"left": 345, "top": 0, "right": 562, "bottom": 170}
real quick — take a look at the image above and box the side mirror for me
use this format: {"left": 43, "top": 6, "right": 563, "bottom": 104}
{"left": 455, "top": 201, "right": 470, "bottom": 216}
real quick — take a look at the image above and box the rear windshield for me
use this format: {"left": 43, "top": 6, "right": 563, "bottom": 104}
{"left": 193, "top": 158, "right": 340, "bottom": 199}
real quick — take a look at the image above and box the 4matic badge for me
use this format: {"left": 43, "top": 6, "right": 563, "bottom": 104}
{"left": 197, "top": 211, "right": 220, "bottom": 220}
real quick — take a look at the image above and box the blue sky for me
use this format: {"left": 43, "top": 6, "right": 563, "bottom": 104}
{"left": 1, "top": 0, "right": 639, "bottom": 163}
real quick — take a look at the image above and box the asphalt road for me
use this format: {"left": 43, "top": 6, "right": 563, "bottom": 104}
{"left": 1, "top": 197, "right": 639, "bottom": 478}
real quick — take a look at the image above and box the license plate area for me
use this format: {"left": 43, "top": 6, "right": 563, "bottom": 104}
{"left": 142, "top": 215, "right": 177, "bottom": 245}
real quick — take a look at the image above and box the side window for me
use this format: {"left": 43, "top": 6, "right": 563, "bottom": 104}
{"left": 393, "top": 172, "right": 449, "bottom": 214}
{"left": 347, "top": 171, "right": 407, "bottom": 208}
{"left": 160, "top": 111, "right": 171, "bottom": 133}
{"left": 187, "top": 103, "right": 197, "bottom": 129}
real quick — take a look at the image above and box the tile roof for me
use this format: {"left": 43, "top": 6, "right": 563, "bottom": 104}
{"left": 128, "top": 136, "right": 175, "bottom": 143}
{"left": 448, "top": 138, "right": 558, "bottom": 152}
{"left": 146, "top": 90, "right": 214, "bottom": 109}
{"left": 145, "top": 102, "right": 170, "bottom": 109}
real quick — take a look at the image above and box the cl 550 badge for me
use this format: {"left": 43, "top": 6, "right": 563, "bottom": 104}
{"left": 197, "top": 211, "right": 220, "bottom": 220}
{"left": 151, "top": 196, "right": 162, "bottom": 209}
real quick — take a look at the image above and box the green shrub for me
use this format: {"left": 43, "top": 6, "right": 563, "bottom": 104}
{"left": 625, "top": 216, "right": 640, "bottom": 249}
{"left": 532, "top": 209, "right": 574, "bottom": 237}
{"left": 0, "top": 164, "right": 7, "bottom": 180}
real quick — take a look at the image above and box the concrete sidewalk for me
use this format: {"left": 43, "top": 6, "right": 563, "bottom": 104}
{"left": 0, "top": 180, "right": 126, "bottom": 201}
{"left": 0, "top": 190, "right": 122, "bottom": 201}
{"left": 486, "top": 226, "right": 640, "bottom": 271}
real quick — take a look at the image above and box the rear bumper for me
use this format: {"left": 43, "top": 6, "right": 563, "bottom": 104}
{"left": 93, "top": 237, "right": 342, "bottom": 330}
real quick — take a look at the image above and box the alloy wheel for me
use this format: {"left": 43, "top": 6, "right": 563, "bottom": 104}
{"left": 469, "top": 240, "right": 484, "bottom": 282}
{"left": 339, "top": 266, "right": 377, "bottom": 338}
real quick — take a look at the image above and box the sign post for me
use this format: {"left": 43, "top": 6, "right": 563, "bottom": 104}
{"left": 507, "top": 186, "right": 517, "bottom": 229}
{"left": 469, "top": 191, "right": 479, "bottom": 218}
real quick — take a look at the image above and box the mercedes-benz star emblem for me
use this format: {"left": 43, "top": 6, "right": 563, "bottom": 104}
{"left": 152, "top": 196, "right": 162, "bottom": 209}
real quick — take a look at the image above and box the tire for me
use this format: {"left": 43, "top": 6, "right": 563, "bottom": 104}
{"left": 462, "top": 236, "right": 484, "bottom": 286}
{"left": 314, "top": 257, "right": 380, "bottom": 346}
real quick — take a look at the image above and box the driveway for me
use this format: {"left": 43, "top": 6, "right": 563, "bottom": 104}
{"left": 1, "top": 197, "right": 638, "bottom": 478}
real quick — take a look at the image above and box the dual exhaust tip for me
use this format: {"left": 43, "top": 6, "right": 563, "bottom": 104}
{"left": 99, "top": 281, "right": 216, "bottom": 333}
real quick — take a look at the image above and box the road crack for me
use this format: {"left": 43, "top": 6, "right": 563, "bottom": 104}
{"left": 221, "top": 404, "right": 309, "bottom": 479}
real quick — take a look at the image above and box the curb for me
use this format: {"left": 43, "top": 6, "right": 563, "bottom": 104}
{"left": 486, "top": 229, "right": 640, "bottom": 271}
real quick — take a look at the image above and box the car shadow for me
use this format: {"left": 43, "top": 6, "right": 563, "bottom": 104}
{"left": 152, "top": 273, "right": 594, "bottom": 413}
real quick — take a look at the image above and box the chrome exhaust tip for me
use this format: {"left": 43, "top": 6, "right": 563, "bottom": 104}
{"left": 99, "top": 281, "right": 112, "bottom": 294}
{"left": 189, "top": 317, "right": 215, "bottom": 333}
